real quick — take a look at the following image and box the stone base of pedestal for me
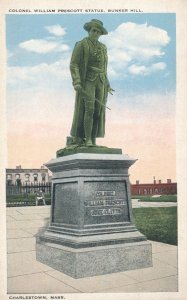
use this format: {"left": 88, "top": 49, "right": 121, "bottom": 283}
{"left": 36, "top": 152, "right": 152, "bottom": 278}
{"left": 36, "top": 239, "right": 152, "bottom": 278}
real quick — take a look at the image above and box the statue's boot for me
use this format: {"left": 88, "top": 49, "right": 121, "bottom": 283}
{"left": 85, "top": 139, "right": 93, "bottom": 147}
{"left": 84, "top": 110, "right": 94, "bottom": 147}
{"left": 92, "top": 121, "right": 98, "bottom": 146}
{"left": 92, "top": 138, "right": 96, "bottom": 146}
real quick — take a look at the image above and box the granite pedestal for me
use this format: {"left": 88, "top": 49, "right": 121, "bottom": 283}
{"left": 36, "top": 151, "right": 152, "bottom": 278}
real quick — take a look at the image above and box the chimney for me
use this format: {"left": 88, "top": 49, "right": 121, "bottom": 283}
{"left": 136, "top": 180, "right": 139, "bottom": 185}
{"left": 158, "top": 180, "right": 162, "bottom": 184}
{"left": 16, "top": 165, "right": 21, "bottom": 169}
{"left": 153, "top": 176, "right": 156, "bottom": 184}
{"left": 167, "top": 179, "right": 172, "bottom": 183}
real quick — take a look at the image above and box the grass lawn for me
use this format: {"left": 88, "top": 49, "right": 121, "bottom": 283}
{"left": 132, "top": 194, "right": 177, "bottom": 202}
{"left": 7, "top": 194, "right": 35, "bottom": 201}
{"left": 133, "top": 206, "right": 177, "bottom": 245}
{"left": 6, "top": 194, "right": 51, "bottom": 205}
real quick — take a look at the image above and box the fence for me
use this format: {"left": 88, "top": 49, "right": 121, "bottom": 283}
{"left": 6, "top": 182, "right": 51, "bottom": 196}
{"left": 6, "top": 182, "right": 51, "bottom": 207}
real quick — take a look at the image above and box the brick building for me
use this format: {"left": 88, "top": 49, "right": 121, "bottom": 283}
{"left": 131, "top": 179, "right": 177, "bottom": 196}
{"left": 6, "top": 165, "right": 50, "bottom": 186}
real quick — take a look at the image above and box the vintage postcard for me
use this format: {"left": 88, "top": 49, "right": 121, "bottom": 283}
{"left": 0, "top": 0, "right": 187, "bottom": 299}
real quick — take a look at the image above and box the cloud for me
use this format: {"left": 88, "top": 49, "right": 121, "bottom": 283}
{"left": 19, "top": 24, "right": 69, "bottom": 54}
{"left": 115, "top": 22, "right": 170, "bottom": 48}
{"left": 101, "top": 22, "right": 170, "bottom": 78}
{"left": 45, "top": 25, "right": 66, "bottom": 37}
{"left": 7, "top": 56, "right": 71, "bottom": 89}
{"left": 128, "top": 64, "right": 147, "bottom": 76}
{"left": 19, "top": 39, "right": 70, "bottom": 54}
{"left": 128, "top": 62, "right": 166, "bottom": 76}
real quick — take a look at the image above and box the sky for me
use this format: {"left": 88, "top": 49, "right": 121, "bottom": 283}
{"left": 6, "top": 13, "right": 176, "bottom": 183}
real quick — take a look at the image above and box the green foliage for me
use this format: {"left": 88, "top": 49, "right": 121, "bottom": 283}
{"left": 7, "top": 194, "right": 35, "bottom": 201}
{"left": 131, "top": 194, "right": 177, "bottom": 202}
{"left": 133, "top": 207, "right": 177, "bottom": 245}
{"left": 6, "top": 194, "right": 51, "bottom": 206}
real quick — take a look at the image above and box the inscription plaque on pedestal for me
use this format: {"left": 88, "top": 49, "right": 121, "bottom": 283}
{"left": 84, "top": 181, "right": 130, "bottom": 224}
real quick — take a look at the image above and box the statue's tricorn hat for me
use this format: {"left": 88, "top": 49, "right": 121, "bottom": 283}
{"left": 83, "top": 19, "right": 108, "bottom": 35}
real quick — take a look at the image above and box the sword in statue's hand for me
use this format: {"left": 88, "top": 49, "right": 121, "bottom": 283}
{"left": 80, "top": 88, "right": 113, "bottom": 111}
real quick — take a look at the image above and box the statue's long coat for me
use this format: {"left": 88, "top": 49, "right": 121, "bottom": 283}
{"left": 70, "top": 37, "right": 110, "bottom": 139}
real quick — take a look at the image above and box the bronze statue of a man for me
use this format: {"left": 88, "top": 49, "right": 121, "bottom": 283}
{"left": 69, "top": 19, "right": 113, "bottom": 147}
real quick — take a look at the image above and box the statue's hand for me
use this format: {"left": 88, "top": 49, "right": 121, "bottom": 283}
{"left": 74, "top": 84, "right": 82, "bottom": 91}
{"left": 108, "top": 87, "right": 115, "bottom": 95}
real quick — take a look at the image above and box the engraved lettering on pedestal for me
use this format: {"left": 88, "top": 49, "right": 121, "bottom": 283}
{"left": 84, "top": 199, "right": 126, "bottom": 207}
{"left": 96, "top": 191, "right": 116, "bottom": 197}
{"left": 90, "top": 208, "right": 122, "bottom": 216}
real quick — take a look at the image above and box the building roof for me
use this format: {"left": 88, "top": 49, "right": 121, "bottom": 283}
{"left": 6, "top": 168, "right": 48, "bottom": 173}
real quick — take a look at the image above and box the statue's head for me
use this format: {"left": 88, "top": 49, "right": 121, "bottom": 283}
{"left": 84, "top": 19, "right": 108, "bottom": 41}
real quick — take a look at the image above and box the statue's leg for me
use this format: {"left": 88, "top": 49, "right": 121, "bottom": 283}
{"left": 84, "top": 80, "right": 95, "bottom": 146}
{"left": 92, "top": 78, "right": 105, "bottom": 145}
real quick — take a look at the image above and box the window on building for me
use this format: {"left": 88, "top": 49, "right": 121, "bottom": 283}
{"left": 41, "top": 173, "right": 46, "bottom": 182}
{"left": 33, "top": 173, "right": 38, "bottom": 182}
{"left": 15, "top": 174, "right": 21, "bottom": 186}
{"left": 25, "top": 174, "right": 30, "bottom": 182}
{"left": 144, "top": 189, "right": 147, "bottom": 195}
{"left": 7, "top": 174, "right": 12, "bottom": 185}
